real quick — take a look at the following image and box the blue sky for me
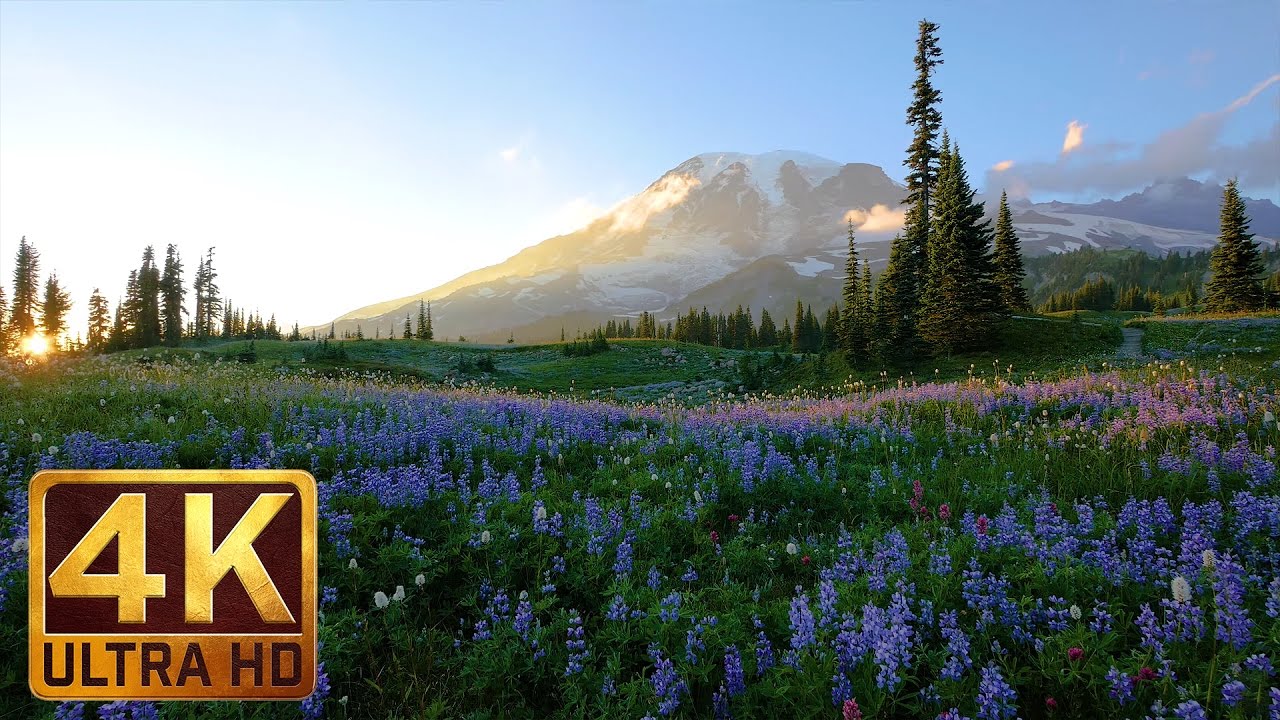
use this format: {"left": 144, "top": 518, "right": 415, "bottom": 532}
{"left": 1, "top": 1, "right": 1277, "bottom": 330}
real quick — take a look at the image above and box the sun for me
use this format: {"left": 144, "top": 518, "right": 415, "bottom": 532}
{"left": 20, "top": 334, "right": 51, "bottom": 357}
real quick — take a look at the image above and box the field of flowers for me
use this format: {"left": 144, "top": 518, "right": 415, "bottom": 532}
{"left": 0, "top": 347, "right": 1277, "bottom": 719}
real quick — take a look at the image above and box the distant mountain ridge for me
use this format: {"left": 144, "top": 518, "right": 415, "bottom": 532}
{"left": 308, "top": 151, "right": 1279, "bottom": 343}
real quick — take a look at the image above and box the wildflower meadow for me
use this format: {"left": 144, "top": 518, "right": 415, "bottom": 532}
{"left": 0, "top": 343, "right": 1277, "bottom": 720}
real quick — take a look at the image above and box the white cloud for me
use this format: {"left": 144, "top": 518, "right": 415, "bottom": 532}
{"left": 989, "top": 75, "right": 1280, "bottom": 197}
{"left": 844, "top": 204, "right": 907, "bottom": 233}
{"left": 608, "top": 174, "right": 700, "bottom": 233}
{"left": 499, "top": 145, "right": 521, "bottom": 163}
{"left": 1061, "top": 120, "right": 1087, "bottom": 155}
{"left": 992, "top": 160, "right": 1015, "bottom": 172}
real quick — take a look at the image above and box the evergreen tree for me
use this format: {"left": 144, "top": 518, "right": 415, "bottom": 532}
{"left": 108, "top": 300, "right": 127, "bottom": 352}
{"left": 874, "top": 234, "right": 918, "bottom": 362}
{"left": 878, "top": 19, "right": 945, "bottom": 363}
{"left": 10, "top": 236, "right": 41, "bottom": 337}
{"left": 135, "top": 246, "right": 162, "bottom": 347}
{"left": 992, "top": 191, "right": 1030, "bottom": 312}
{"left": 1204, "top": 179, "right": 1267, "bottom": 312}
{"left": 918, "top": 141, "right": 998, "bottom": 354}
{"left": 823, "top": 304, "right": 842, "bottom": 352}
{"left": 415, "top": 301, "right": 429, "bottom": 340}
{"left": 121, "top": 270, "right": 141, "bottom": 346}
{"left": 403, "top": 314, "right": 412, "bottom": 339}
{"left": 159, "top": 244, "right": 185, "bottom": 346}
{"left": 840, "top": 219, "right": 866, "bottom": 362}
{"left": 780, "top": 317, "right": 792, "bottom": 350}
{"left": 328, "top": 323, "right": 336, "bottom": 340}
{"left": 860, "top": 259, "right": 874, "bottom": 324}
{"left": 40, "top": 274, "right": 72, "bottom": 344}
{"left": 758, "top": 309, "right": 778, "bottom": 347}
{"left": 192, "top": 248, "right": 220, "bottom": 340}
{"left": 792, "top": 301, "right": 805, "bottom": 353}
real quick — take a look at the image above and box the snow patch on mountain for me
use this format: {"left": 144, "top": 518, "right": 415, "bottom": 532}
{"left": 786, "top": 257, "right": 835, "bottom": 277}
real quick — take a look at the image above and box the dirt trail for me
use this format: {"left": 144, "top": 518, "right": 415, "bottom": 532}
{"left": 1117, "top": 327, "right": 1144, "bottom": 359}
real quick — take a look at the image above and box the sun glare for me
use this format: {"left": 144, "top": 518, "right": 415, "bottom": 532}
{"left": 20, "top": 334, "right": 51, "bottom": 357}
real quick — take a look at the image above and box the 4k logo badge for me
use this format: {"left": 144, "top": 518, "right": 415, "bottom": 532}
{"left": 29, "top": 470, "right": 317, "bottom": 701}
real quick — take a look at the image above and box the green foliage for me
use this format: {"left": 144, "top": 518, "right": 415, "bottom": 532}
{"left": 563, "top": 329, "right": 609, "bottom": 357}
{"left": 1205, "top": 179, "right": 1268, "bottom": 312}
{"left": 992, "top": 191, "right": 1031, "bottom": 312}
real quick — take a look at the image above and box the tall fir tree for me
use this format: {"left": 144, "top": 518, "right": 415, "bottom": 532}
{"left": 1204, "top": 179, "right": 1267, "bottom": 312}
{"left": 840, "top": 220, "right": 867, "bottom": 362}
{"left": 415, "top": 301, "right": 429, "bottom": 340}
{"left": 877, "top": 19, "right": 945, "bottom": 363}
{"left": 40, "top": 274, "right": 72, "bottom": 344}
{"left": 792, "top": 300, "right": 805, "bottom": 353}
{"left": 919, "top": 141, "right": 999, "bottom": 354}
{"left": 159, "top": 244, "right": 186, "bottom": 346}
{"left": 135, "top": 246, "right": 162, "bottom": 347}
{"left": 758, "top": 309, "right": 778, "bottom": 347}
{"left": 403, "top": 314, "right": 412, "bottom": 339}
{"left": 192, "top": 248, "right": 221, "bottom": 340}
{"left": 11, "top": 235, "right": 41, "bottom": 337}
{"left": 992, "top": 191, "right": 1030, "bottom": 312}
{"left": 424, "top": 300, "right": 434, "bottom": 340}
{"left": 860, "top": 259, "right": 874, "bottom": 324}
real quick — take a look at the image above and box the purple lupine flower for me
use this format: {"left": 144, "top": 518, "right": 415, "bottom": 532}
{"left": 1244, "top": 654, "right": 1274, "bottom": 676}
{"left": 1172, "top": 700, "right": 1207, "bottom": 720}
{"left": 939, "top": 610, "right": 972, "bottom": 681}
{"left": 754, "top": 615, "right": 774, "bottom": 676}
{"left": 1107, "top": 666, "right": 1135, "bottom": 704}
{"left": 1222, "top": 679, "right": 1246, "bottom": 707}
{"left": 788, "top": 588, "right": 817, "bottom": 652}
{"left": 514, "top": 598, "right": 534, "bottom": 639}
{"left": 660, "top": 591, "right": 682, "bottom": 622}
{"left": 975, "top": 663, "right": 1017, "bottom": 720}
{"left": 54, "top": 703, "right": 84, "bottom": 720}
{"left": 685, "top": 619, "right": 707, "bottom": 664}
{"left": 1212, "top": 551, "right": 1254, "bottom": 650}
{"left": 650, "top": 649, "right": 687, "bottom": 716}
{"left": 565, "top": 610, "right": 588, "bottom": 676}
{"left": 724, "top": 644, "right": 746, "bottom": 697}
{"left": 606, "top": 594, "right": 630, "bottom": 621}
{"left": 614, "top": 532, "right": 634, "bottom": 578}
{"left": 300, "top": 662, "right": 330, "bottom": 719}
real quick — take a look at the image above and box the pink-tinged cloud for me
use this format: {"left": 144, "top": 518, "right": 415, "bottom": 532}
{"left": 992, "top": 160, "right": 1015, "bottom": 172}
{"left": 987, "top": 75, "right": 1280, "bottom": 197}
{"left": 844, "top": 204, "right": 907, "bottom": 233}
{"left": 1061, "top": 121, "right": 1087, "bottom": 155}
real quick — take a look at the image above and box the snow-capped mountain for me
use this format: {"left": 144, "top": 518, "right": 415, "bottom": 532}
{"left": 311, "top": 151, "right": 1278, "bottom": 343}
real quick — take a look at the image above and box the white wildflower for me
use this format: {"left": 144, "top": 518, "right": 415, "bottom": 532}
{"left": 415, "top": 573, "right": 426, "bottom": 587}
{"left": 623, "top": 456, "right": 631, "bottom": 466}
{"left": 99, "top": 398, "right": 106, "bottom": 407}
{"left": 1171, "top": 575, "right": 1193, "bottom": 604}
{"left": 785, "top": 542, "right": 798, "bottom": 556}
{"left": 392, "top": 585, "right": 405, "bottom": 603}
{"left": 519, "top": 590, "right": 529, "bottom": 601}
{"left": 1069, "top": 604, "right": 1082, "bottom": 620}
{"left": 13, "top": 537, "right": 29, "bottom": 553}
{"left": 31, "top": 433, "right": 41, "bottom": 444}
{"left": 374, "top": 591, "right": 390, "bottom": 609}
{"left": 480, "top": 530, "right": 492, "bottom": 544}
{"left": 167, "top": 416, "right": 176, "bottom": 425}
{"left": 48, "top": 446, "right": 59, "bottom": 455}
{"left": 664, "top": 481, "right": 672, "bottom": 490}
{"left": 651, "top": 473, "right": 658, "bottom": 482}
{"left": 305, "top": 442, "right": 314, "bottom": 451}
{"left": 693, "top": 490, "right": 702, "bottom": 503}
{"left": 16, "top": 418, "right": 23, "bottom": 425}
{"left": 348, "top": 558, "right": 358, "bottom": 570}
{"left": 1202, "top": 549, "right": 1216, "bottom": 570}
{"left": 535, "top": 505, "right": 548, "bottom": 521}
{"left": 339, "top": 696, "right": 348, "bottom": 706}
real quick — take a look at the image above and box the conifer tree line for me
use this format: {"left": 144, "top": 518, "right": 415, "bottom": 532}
{"left": 1, "top": 237, "right": 298, "bottom": 355}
